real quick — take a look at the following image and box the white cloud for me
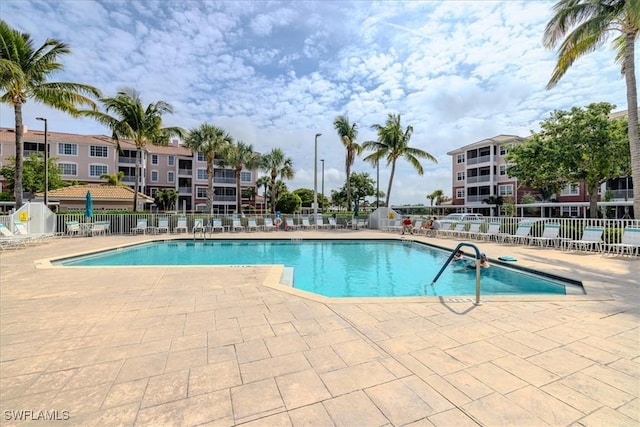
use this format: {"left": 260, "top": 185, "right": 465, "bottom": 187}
{"left": 0, "top": 0, "right": 630, "bottom": 205}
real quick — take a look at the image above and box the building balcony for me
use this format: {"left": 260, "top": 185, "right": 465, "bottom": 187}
{"left": 178, "top": 168, "right": 192, "bottom": 176}
{"left": 467, "top": 155, "right": 491, "bottom": 165}
{"left": 467, "top": 175, "right": 491, "bottom": 184}
{"left": 466, "top": 195, "right": 491, "bottom": 203}
{"left": 213, "top": 195, "right": 236, "bottom": 202}
{"left": 118, "top": 157, "right": 137, "bottom": 164}
{"left": 214, "top": 177, "right": 236, "bottom": 184}
{"left": 178, "top": 186, "right": 192, "bottom": 194}
{"left": 608, "top": 189, "right": 634, "bottom": 199}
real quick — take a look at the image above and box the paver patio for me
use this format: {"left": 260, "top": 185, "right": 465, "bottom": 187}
{"left": 0, "top": 230, "right": 638, "bottom": 426}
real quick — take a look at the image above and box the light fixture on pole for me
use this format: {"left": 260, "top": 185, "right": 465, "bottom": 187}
{"left": 313, "top": 133, "right": 321, "bottom": 228}
{"left": 36, "top": 117, "right": 48, "bottom": 206}
{"left": 320, "top": 159, "right": 325, "bottom": 213}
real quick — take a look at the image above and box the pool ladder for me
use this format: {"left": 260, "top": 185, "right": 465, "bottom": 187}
{"left": 432, "top": 242, "right": 483, "bottom": 305}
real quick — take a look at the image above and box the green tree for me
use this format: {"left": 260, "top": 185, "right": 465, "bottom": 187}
{"left": 154, "top": 189, "right": 178, "bottom": 211}
{"left": 275, "top": 192, "right": 301, "bottom": 214}
{"left": 544, "top": 0, "right": 639, "bottom": 217}
{"left": 508, "top": 103, "right": 629, "bottom": 218}
{"left": 261, "top": 148, "right": 294, "bottom": 214}
{"left": 363, "top": 113, "right": 437, "bottom": 206}
{"left": 86, "top": 88, "right": 184, "bottom": 211}
{"left": 100, "top": 171, "right": 125, "bottom": 186}
{"left": 184, "top": 123, "right": 232, "bottom": 213}
{"left": 482, "top": 195, "right": 505, "bottom": 217}
{"left": 292, "top": 188, "right": 315, "bottom": 207}
{"left": 218, "top": 140, "right": 260, "bottom": 214}
{"left": 0, "top": 21, "right": 101, "bottom": 207}
{"left": 256, "top": 175, "right": 271, "bottom": 212}
{"left": 427, "top": 189, "right": 444, "bottom": 206}
{"left": 0, "top": 153, "right": 66, "bottom": 196}
{"left": 333, "top": 115, "right": 362, "bottom": 210}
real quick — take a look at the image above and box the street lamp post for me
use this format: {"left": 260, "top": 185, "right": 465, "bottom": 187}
{"left": 320, "top": 159, "right": 325, "bottom": 213}
{"left": 36, "top": 117, "right": 48, "bottom": 207}
{"left": 313, "top": 133, "right": 321, "bottom": 228}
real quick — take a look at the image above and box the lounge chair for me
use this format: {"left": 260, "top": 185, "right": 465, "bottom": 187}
{"left": 387, "top": 219, "right": 402, "bottom": 232}
{"left": 458, "top": 221, "right": 483, "bottom": 240}
{"left": 356, "top": 219, "right": 368, "bottom": 229}
{"left": 327, "top": 217, "right": 343, "bottom": 229}
{"left": 175, "top": 217, "right": 188, "bottom": 233}
{"left": 439, "top": 222, "right": 466, "bottom": 238}
{"left": 300, "top": 217, "right": 312, "bottom": 230}
{"left": 315, "top": 215, "right": 329, "bottom": 229}
{"left": 131, "top": 218, "right": 148, "bottom": 235}
{"left": 246, "top": 219, "right": 259, "bottom": 232}
{"left": 192, "top": 219, "right": 205, "bottom": 234}
{"left": 605, "top": 227, "right": 640, "bottom": 256}
{"left": 66, "top": 221, "right": 81, "bottom": 237}
{"left": 156, "top": 218, "right": 170, "bottom": 234}
{"left": 567, "top": 227, "right": 604, "bottom": 252}
{"left": 528, "top": 224, "right": 561, "bottom": 247}
{"left": 90, "top": 221, "right": 110, "bottom": 236}
{"left": 13, "top": 221, "right": 53, "bottom": 242}
{"left": 262, "top": 218, "right": 275, "bottom": 232}
{"left": 231, "top": 219, "right": 245, "bottom": 232}
{"left": 503, "top": 223, "right": 533, "bottom": 245}
{"left": 0, "top": 224, "right": 31, "bottom": 248}
{"left": 210, "top": 219, "right": 225, "bottom": 233}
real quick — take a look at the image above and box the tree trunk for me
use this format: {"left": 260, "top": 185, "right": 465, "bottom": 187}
{"left": 624, "top": 33, "right": 639, "bottom": 218}
{"left": 589, "top": 183, "right": 599, "bottom": 219}
{"left": 345, "top": 156, "right": 351, "bottom": 211}
{"left": 133, "top": 148, "right": 140, "bottom": 211}
{"left": 385, "top": 159, "right": 397, "bottom": 206}
{"left": 270, "top": 171, "right": 277, "bottom": 214}
{"left": 13, "top": 103, "right": 24, "bottom": 208}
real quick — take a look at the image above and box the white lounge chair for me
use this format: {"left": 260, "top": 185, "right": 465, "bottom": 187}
{"left": 568, "top": 227, "right": 604, "bottom": 252}
{"left": 90, "top": 221, "right": 110, "bottom": 236}
{"left": 605, "top": 227, "right": 640, "bottom": 256}
{"left": 504, "top": 223, "right": 533, "bottom": 245}
{"left": 0, "top": 224, "right": 31, "bottom": 248}
{"left": 131, "top": 218, "right": 148, "bottom": 235}
{"left": 210, "top": 219, "right": 225, "bottom": 233}
{"left": 13, "top": 221, "right": 53, "bottom": 242}
{"left": 156, "top": 218, "right": 170, "bottom": 234}
{"left": 246, "top": 219, "right": 259, "bottom": 232}
{"left": 192, "top": 218, "right": 205, "bottom": 234}
{"left": 528, "top": 224, "right": 561, "bottom": 247}
{"left": 327, "top": 217, "right": 343, "bottom": 229}
{"left": 262, "top": 218, "right": 275, "bottom": 232}
{"left": 231, "top": 219, "right": 245, "bottom": 232}
{"left": 66, "top": 221, "right": 81, "bottom": 237}
{"left": 300, "top": 217, "right": 312, "bottom": 230}
{"left": 175, "top": 217, "right": 188, "bottom": 233}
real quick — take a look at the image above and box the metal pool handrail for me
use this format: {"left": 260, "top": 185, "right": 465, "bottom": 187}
{"left": 432, "top": 242, "right": 482, "bottom": 305}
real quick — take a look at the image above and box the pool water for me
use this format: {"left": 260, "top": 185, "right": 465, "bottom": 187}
{"left": 56, "top": 239, "right": 576, "bottom": 297}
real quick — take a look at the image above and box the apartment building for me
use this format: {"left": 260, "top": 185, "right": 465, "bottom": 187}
{"left": 0, "top": 127, "right": 258, "bottom": 213}
{"left": 448, "top": 132, "right": 632, "bottom": 217}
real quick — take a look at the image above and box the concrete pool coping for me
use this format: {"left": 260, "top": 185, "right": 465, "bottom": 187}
{"left": 36, "top": 234, "right": 612, "bottom": 304}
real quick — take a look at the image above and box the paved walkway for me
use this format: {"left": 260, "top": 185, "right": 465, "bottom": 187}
{"left": 0, "top": 230, "right": 638, "bottom": 426}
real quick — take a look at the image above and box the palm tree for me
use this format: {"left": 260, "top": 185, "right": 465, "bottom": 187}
{"left": 256, "top": 175, "right": 271, "bottom": 213}
{"left": 427, "top": 189, "right": 444, "bottom": 206}
{"left": 544, "top": 0, "right": 639, "bottom": 217}
{"left": 363, "top": 113, "right": 438, "bottom": 206}
{"left": 218, "top": 141, "right": 261, "bottom": 214}
{"left": 0, "top": 21, "right": 101, "bottom": 207}
{"left": 185, "top": 123, "right": 232, "bottom": 213}
{"left": 86, "top": 88, "right": 184, "bottom": 211}
{"left": 333, "top": 115, "right": 362, "bottom": 210}
{"left": 260, "top": 148, "right": 294, "bottom": 214}
{"left": 483, "top": 195, "right": 505, "bottom": 217}
{"left": 100, "top": 171, "right": 125, "bottom": 186}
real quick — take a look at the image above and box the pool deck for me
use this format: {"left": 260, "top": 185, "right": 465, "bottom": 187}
{"left": 0, "top": 229, "right": 638, "bottom": 426}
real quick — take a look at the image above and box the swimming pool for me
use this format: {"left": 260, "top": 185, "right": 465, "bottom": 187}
{"left": 55, "top": 239, "right": 581, "bottom": 297}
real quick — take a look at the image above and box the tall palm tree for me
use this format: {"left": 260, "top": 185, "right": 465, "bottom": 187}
{"left": 218, "top": 141, "right": 261, "bottom": 214}
{"left": 482, "top": 195, "right": 505, "bottom": 217}
{"left": 544, "top": 0, "right": 639, "bottom": 217}
{"left": 427, "top": 189, "right": 444, "bottom": 206}
{"left": 185, "top": 123, "right": 232, "bottom": 213}
{"left": 256, "top": 175, "right": 271, "bottom": 213}
{"left": 0, "top": 20, "right": 101, "bottom": 207}
{"left": 87, "top": 88, "right": 184, "bottom": 211}
{"left": 260, "top": 148, "right": 294, "bottom": 214}
{"left": 100, "top": 171, "right": 125, "bottom": 186}
{"left": 363, "top": 113, "right": 438, "bottom": 206}
{"left": 333, "top": 115, "right": 362, "bottom": 210}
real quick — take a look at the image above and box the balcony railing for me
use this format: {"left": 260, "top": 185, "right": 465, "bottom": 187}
{"left": 467, "top": 175, "right": 491, "bottom": 184}
{"left": 178, "top": 186, "right": 192, "bottom": 194}
{"left": 178, "top": 168, "right": 192, "bottom": 175}
{"left": 214, "top": 177, "right": 236, "bottom": 184}
{"left": 609, "top": 189, "right": 634, "bottom": 199}
{"left": 467, "top": 155, "right": 491, "bottom": 165}
{"left": 118, "top": 157, "right": 137, "bottom": 164}
{"left": 214, "top": 195, "right": 237, "bottom": 202}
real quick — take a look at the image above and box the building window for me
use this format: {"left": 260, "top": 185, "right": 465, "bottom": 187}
{"left": 561, "top": 206, "right": 579, "bottom": 217}
{"left": 151, "top": 154, "right": 158, "bottom": 165}
{"left": 90, "top": 145, "right": 108, "bottom": 158}
{"left": 197, "top": 169, "right": 207, "bottom": 180}
{"left": 456, "top": 189, "right": 464, "bottom": 198}
{"left": 150, "top": 188, "right": 158, "bottom": 197}
{"left": 167, "top": 171, "right": 175, "bottom": 183}
{"left": 499, "top": 145, "right": 511, "bottom": 156}
{"left": 498, "top": 184, "right": 513, "bottom": 196}
{"left": 561, "top": 183, "right": 580, "bottom": 196}
{"left": 456, "top": 154, "right": 465, "bottom": 164}
{"left": 499, "top": 165, "right": 507, "bottom": 176}
{"left": 197, "top": 152, "right": 205, "bottom": 162}
{"left": 196, "top": 187, "right": 207, "bottom": 198}
{"left": 241, "top": 171, "right": 252, "bottom": 182}
{"left": 168, "top": 156, "right": 174, "bottom": 166}
{"left": 151, "top": 170, "right": 159, "bottom": 182}
{"left": 89, "top": 164, "right": 108, "bottom": 177}
{"left": 456, "top": 171, "right": 465, "bottom": 181}
{"left": 58, "top": 143, "right": 77, "bottom": 156}
{"left": 58, "top": 163, "right": 77, "bottom": 176}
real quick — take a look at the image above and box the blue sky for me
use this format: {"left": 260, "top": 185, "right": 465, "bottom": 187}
{"left": 1, "top": 0, "right": 630, "bottom": 205}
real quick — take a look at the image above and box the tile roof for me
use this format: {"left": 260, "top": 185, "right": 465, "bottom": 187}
{"left": 36, "top": 184, "right": 154, "bottom": 202}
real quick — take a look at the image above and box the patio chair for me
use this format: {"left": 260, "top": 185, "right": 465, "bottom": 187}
{"left": 175, "top": 217, "right": 188, "bottom": 233}
{"left": 605, "top": 227, "right": 640, "bottom": 256}
{"left": 0, "top": 224, "right": 31, "bottom": 248}
{"left": 528, "top": 224, "right": 561, "bottom": 247}
{"left": 567, "top": 227, "right": 604, "bottom": 252}
{"left": 210, "top": 219, "right": 225, "bottom": 233}
{"left": 327, "top": 217, "right": 343, "bottom": 229}
{"left": 439, "top": 222, "right": 466, "bottom": 238}
{"left": 156, "top": 218, "right": 170, "bottom": 234}
{"left": 131, "top": 218, "right": 148, "bottom": 235}
{"left": 13, "top": 221, "right": 53, "bottom": 242}
{"left": 458, "top": 221, "right": 483, "bottom": 240}
{"left": 300, "top": 217, "right": 312, "bottom": 230}
{"left": 231, "top": 219, "right": 245, "bottom": 232}
{"left": 387, "top": 219, "right": 402, "bottom": 232}
{"left": 192, "top": 218, "right": 205, "bottom": 234}
{"left": 246, "top": 218, "right": 259, "bottom": 232}
{"left": 503, "top": 223, "right": 533, "bottom": 245}
{"left": 315, "top": 215, "right": 330, "bottom": 229}
{"left": 356, "top": 219, "right": 368, "bottom": 229}
{"left": 66, "top": 221, "right": 81, "bottom": 237}
{"left": 284, "top": 217, "right": 299, "bottom": 231}
{"left": 262, "top": 218, "right": 275, "bottom": 232}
